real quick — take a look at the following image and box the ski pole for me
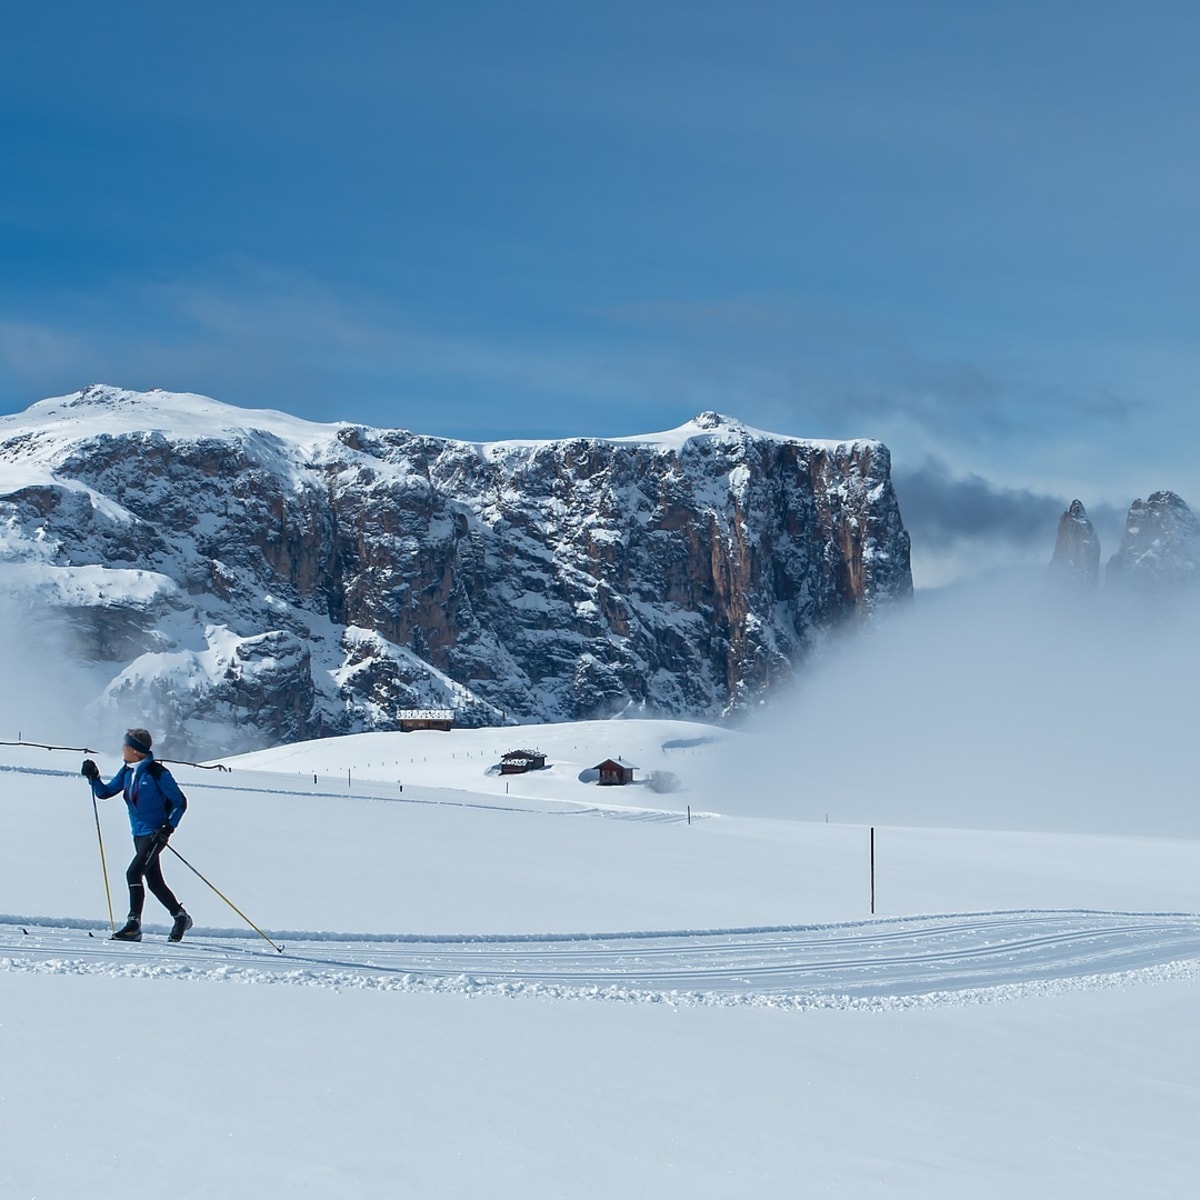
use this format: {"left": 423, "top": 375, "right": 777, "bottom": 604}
{"left": 91, "top": 794, "right": 115, "bottom": 933}
{"left": 160, "top": 842, "right": 285, "bottom": 953}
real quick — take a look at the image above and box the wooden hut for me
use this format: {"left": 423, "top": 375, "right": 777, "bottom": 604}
{"left": 500, "top": 749, "right": 547, "bottom": 775}
{"left": 398, "top": 708, "right": 455, "bottom": 733}
{"left": 593, "top": 757, "right": 635, "bottom": 786}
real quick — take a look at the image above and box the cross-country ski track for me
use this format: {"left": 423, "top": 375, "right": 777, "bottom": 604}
{"left": 4, "top": 909, "right": 1199, "bottom": 1008}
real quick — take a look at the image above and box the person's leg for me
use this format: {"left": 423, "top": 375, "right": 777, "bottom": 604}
{"left": 112, "top": 836, "right": 159, "bottom": 939}
{"left": 142, "top": 841, "right": 182, "bottom": 917}
{"left": 124, "top": 835, "right": 158, "bottom": 920}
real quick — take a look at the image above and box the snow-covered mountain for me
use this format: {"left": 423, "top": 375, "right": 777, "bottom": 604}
{"left": 1107, "top": 490, "right": 1200, "bottom": 588}
{"left": 1048, "top": 492, "right": 1200, "bottom": 591}
{"left": 0, "top": 385, "right": 912, "bottom": 755}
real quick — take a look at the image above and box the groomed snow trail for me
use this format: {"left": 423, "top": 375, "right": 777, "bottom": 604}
{"left": 4, "top": 910, "right": 1200, "bottom": 1008}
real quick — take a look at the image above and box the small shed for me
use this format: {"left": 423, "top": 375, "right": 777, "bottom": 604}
{"left": 398, "top": 709, "right": 455, "bottom": 733}
{"left": 593, "top": 757, "right": 635, "bottom": 786}
{"left": 500, "top": 749, "right": 547, "bottom": 775}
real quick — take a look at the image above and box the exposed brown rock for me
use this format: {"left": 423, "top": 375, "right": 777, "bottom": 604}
{"left": 1049, "top": 500, "right": 1100, "bottom": 586}
{"left": 0, "top": 393, "right": 914, "bottom": 753}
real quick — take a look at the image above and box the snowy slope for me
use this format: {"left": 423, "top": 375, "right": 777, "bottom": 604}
{"left": 3, "top": 719, "right": 1200, "bottom": 1198}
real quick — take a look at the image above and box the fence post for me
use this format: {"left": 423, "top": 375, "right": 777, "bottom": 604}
{"left": 870, "top": 826, "right": 876, "bottom": 915}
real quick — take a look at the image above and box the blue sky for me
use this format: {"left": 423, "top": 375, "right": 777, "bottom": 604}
{"left": 2, "top": 1, "right": 1198, "bottom": 583}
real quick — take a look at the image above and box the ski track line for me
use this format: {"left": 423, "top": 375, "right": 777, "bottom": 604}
{"left": 3, "top": 910, "right": 1200, "bottom": 1009}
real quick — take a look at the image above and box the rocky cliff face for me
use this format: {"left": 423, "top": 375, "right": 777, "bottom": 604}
{"left": 0, "top": 387, "right": 912, "bottom": 756}
{"left": 1106, "top": 491, "right": 1200, "bottom": 589}
{"left": 1048, "top": 491, "right": 1200, "bottom": 594}
{"left": 1049, "top": 500, "right": 1101, "bottom": 586}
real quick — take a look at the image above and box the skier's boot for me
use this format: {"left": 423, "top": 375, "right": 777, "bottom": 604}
{"left": 168, "top": 909, "right": 193, "bottom": 943}
{"left": 111, "top": 918, "right": 142, "bottom": 942}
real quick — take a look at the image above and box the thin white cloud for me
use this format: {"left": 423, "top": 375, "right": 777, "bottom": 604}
{"left": 2, "top": 268, "right": 1194, "bottom": 589}
{"left": 0, "top": 269, "right": 687, "bottom": 437}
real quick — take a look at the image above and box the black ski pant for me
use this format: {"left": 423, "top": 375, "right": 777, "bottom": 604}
{"left": 126, "top": 834, "right": 182, "bottom": 920}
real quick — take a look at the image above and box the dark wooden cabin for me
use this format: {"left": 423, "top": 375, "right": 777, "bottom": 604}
{"left": 593, "top": 758, "right": 635, "bottom": 786}
{"left": 500, "top": 749, "right": 547, "bottom": 774}
{"left": 398, "top": 709, "right": 455, "bottom": 732}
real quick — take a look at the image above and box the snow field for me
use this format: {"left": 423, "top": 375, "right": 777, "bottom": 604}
{"left": 3, "top": 721, "right": 1200, "bottom": 1198}
{"left": 4, "top": 971, "right": 1198, "bottom": 1199}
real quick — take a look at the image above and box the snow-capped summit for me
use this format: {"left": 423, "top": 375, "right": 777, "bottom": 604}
{"left": 0, "top": 386, "right": 912, "bottom": 756}
{"left": 1106, "top": 490, "right": 1200, "bottom": 589}
{"left": 13, "top": 382, "right": 332, "bottom": 440}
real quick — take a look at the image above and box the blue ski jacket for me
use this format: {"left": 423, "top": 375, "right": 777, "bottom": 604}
{"left": 90, "top": 756, "right": 187, "bottom": 837}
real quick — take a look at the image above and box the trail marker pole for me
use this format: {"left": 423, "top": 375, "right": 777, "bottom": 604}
{"left": 870, "top": 826, "right": 876, "bottom": 915}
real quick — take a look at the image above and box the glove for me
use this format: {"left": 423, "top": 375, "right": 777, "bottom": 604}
{"left": 81, "top": 759, "right": 100, "bottom": 781}
{"left": 155, "top": 823, "right": 173, "bottom": 847}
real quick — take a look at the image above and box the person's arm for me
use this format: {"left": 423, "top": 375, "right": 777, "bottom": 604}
{"left": 156, "top": 768, "right": 188, "bottom": 828}
{"left": 82, "top": 761, "right": 126, "bottom": 800}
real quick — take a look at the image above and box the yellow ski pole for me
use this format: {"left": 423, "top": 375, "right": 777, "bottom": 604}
{"left": 161, "top": 842, "right": 285, "bottom": 953}
{"left": 91, "top": 794, "right": 115, "bottom": 933}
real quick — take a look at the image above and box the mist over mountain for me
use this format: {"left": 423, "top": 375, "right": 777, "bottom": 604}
{"left": 703, "top": 483, "right": 1200, "bottom": 838}
{"left": 702, "top": 567, "right": 1200, "bottom": 837}
{"left": 0, "top": 386, "right": 912, "bottom": 757}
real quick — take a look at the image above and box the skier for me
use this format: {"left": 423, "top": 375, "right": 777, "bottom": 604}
{"left": 82, "top": 729, "right": 193, "bottom": 943}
